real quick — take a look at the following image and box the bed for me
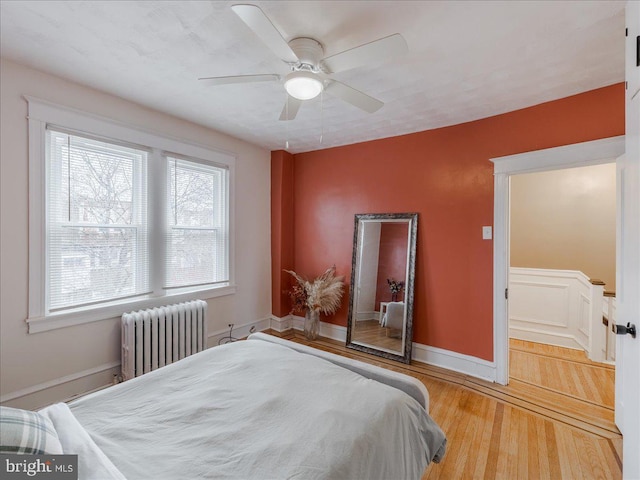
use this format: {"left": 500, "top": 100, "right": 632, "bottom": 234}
{"left": 30, "top": 333, "right": 446, "bottom": 479}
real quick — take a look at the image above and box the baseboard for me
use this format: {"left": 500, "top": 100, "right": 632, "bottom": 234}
{"left": 269, "top": 315, "right": 293, "bottom": 332}
{"left": 509, "top": 326, "right": 584, "bottom": 351}
{"left": 291, "top": 314, "right": 303, "bottom": 331}
{"left": 0, "top": 361, "right": 121, "bottom": 410}
{"left": 356, "top": 311, "right": 378, "bottom": 322}
{"left": 411, "top": 343, "right": 496, "bottom": 382}
{"left": 2, "top": 316, "right": 274, "bottom": 410}
{"left": 291, "top": 315, "right": 347, "bottom": 342}
{"left": 319, "top": 321, "right": 347, "bottom": 341}
{"left": 291, "top": 318, "right": 496, "bottom": 382}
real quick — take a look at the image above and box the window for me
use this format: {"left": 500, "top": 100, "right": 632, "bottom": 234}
{"left": 166, "top": 156, "right": 228, "bottom": 290}
{"left": 47, "top": 130, "right": 149, "bottom": 310}
{"left": 27, "top": 98, "right": 234, "bottom": 333}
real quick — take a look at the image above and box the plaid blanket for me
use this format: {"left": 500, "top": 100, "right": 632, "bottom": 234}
{"left": 0, "top": 406, "right": 63, "bottom": 454}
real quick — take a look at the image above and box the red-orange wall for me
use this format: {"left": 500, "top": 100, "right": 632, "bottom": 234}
{"left": 271, "top": 150, "right": 295, "bottom": 317}
{"left": 272, "top": 83, "right": 624, "bottom": 361}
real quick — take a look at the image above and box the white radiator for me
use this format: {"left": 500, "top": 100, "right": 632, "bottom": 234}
{"left": 121, "top": 300, "right": 208, "bottom": 381}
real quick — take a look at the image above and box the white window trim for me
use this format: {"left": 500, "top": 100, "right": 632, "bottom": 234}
{"left": 26, "top": 96, "right": 236, "bottom": 334}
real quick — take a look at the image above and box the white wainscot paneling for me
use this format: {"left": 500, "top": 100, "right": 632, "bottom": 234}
{"left": 509, "top": 268, "right": 600, "bottom": 353}
{"left": 509, "top": 280, "right": 570, "bottom": 327}
{"left": 578, "top": 293, "right": 591, "bottom": 339}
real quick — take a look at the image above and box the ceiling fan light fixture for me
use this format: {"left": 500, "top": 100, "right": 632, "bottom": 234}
{"left": 284, "top": 71, "right": 323, "bottom": 100}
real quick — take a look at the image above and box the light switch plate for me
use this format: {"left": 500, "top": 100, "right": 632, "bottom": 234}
{"left": 482, "top": 226, "right": 492, "bottom": 240}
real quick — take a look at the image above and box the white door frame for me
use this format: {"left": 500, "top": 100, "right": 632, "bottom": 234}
{"left": 490, "top": 135, "right": 625, "bottom": 385}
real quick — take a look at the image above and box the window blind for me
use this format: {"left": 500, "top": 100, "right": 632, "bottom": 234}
{"left": 165, "top": 156, "right": 229, "bottom": 289}
{"left": 46, "top": 129, "right": 149, "bottom": 311}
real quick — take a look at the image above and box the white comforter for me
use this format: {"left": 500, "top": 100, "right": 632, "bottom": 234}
{"left": 43, "top": 339, "right": 446, "bottom": 480}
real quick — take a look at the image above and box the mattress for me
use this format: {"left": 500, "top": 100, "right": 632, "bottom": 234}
{"left": 41, "top": 334, "right": 446, "bottom": 479}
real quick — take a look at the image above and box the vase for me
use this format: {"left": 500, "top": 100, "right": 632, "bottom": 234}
{"left": 391, "top": 292, "right": 398, "bottom": 302}
{"left": 304, "top": 309, "right": 320, "bottom": 340}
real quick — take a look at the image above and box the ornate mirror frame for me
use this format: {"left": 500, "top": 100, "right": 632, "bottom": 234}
{"left": 346, "top": 213, "right": 418, "bottom": 364}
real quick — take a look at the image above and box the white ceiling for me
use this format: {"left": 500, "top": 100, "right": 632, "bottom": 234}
{"left": 0, "top": 1, "right": 626, "bottom": 154}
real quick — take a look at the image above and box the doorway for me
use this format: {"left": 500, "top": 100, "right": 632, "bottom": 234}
{"left": 490, "top": 135, "right": 625, "bottom": 386}
{"left": 490, "top": 136, "right": 625, "bottom": 445}
{"left": 508, "top": 164, "right": 616, "bottom": 416}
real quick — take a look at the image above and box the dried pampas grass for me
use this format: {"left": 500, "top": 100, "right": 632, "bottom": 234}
{"left": 285, "top": 265, "right": 345, "bottom": 316}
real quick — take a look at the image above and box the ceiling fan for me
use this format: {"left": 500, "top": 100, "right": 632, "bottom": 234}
{"left": 199, "top": 4, "right": 408, "bottom": 121}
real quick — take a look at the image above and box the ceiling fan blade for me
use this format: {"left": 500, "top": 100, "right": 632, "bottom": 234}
{"left": 231, "top": 4, "right": 298, "bottom": 63}
{"left": 321, "top": 33, "right": 408, "bottom": 73}
{"left": 279, "top": 96, "right": 303, "bottom": 121}
{"left": 198, "top": 74, "right": 280, "bottom": 86}
{"left": 324, "top": 80, "right": 383, "bottom": 113}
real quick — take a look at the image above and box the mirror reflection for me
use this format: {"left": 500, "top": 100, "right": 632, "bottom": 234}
{"left": 346, "top": 213, "right": 417, "bottom": 363}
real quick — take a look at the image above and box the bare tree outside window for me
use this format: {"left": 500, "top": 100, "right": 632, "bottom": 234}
{"left": 166, "top": 158, "right": 227, "bottom": 289}
{"left": 45, "top": 131, "right": 229, "bottom": 313}
{"left": 48, "top": 131, "right": 148, "bottom": 310}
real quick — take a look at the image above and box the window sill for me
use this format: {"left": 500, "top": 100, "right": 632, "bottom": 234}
{"left": 26, "top": 285, "right": 237, "bottom": 334}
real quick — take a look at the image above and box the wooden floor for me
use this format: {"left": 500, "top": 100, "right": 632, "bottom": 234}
{"left": 267, "top": 330, "right": 622, "bottom": 480}
{"left": 351, "top": 319, "right": 403, "bottom": 352}
{"left": 510, "top": 338, "right": 616, "bottom": 409}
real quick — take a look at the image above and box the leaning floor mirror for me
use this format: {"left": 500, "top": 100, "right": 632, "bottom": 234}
{"left": 346, "top": 213, "right": 418, "bottom": 364}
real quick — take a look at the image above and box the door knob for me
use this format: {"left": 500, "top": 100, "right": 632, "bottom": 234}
{"left": 613, "top": 322, "right": 637, "bottom": 338}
